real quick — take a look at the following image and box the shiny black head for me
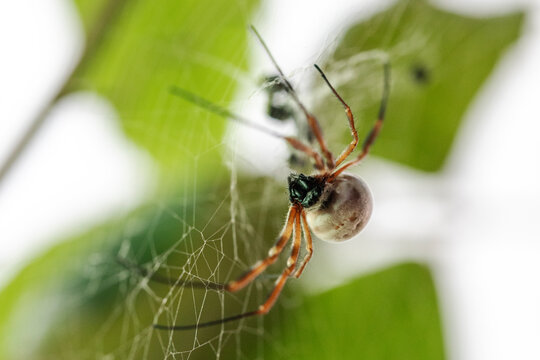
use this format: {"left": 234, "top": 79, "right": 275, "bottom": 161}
{"left": 288, "top": 174, "right": 326, "bottom": 208}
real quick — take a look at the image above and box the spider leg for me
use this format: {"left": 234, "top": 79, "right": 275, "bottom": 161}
{"left": 250, "top": 25, "right": 334, "bottom": 169}
{"left": 292, "top": 210, "right": 313, "bottom": 278}
{"left": 226, "top": 205, "right": 297, "bottom": 292}
{"left": 329, "top": 58, "right": 391, "bottom": 181}
{"left": 170, "top": 86, "right": 325, "bottom": 170}
{"left": 154, "top": 207, "right": 302, "bottom": 330}
{"left": 314, "top": 64, "right": 358, "bottom": 169}
{"left": 255, "top": 208, "right": 302, "bottom": 314}
{"left": 284, "top": 136, "right": 325, "bottom": 170}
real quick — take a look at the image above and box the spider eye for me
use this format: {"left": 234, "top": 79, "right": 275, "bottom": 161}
{"left": 306, "top": 173, "right": 372, "bottom": 243}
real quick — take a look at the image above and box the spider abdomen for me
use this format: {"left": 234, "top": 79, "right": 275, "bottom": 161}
{"left": 306, "top": 173, "right": 372, "bottom": 242}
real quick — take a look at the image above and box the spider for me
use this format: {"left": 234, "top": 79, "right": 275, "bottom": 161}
{"left": 151, "top": 26, "right": 390, "bottom": 330}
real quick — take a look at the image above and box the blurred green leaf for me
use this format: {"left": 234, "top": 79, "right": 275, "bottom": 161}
{"left": 241, "top": 263, "right": 445, "bottom": 360}
{"left": 67, "top": 0, "right": 260, "bottom": 184}
{"left": 316, "top": 0, "right": 524, "bottom": 171}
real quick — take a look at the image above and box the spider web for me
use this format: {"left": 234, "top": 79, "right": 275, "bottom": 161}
{"left": 105, "top": 115, "right": 299, "bottom": 358}
{"left": 115, "top": 170, "right": 286, "bottom": 359}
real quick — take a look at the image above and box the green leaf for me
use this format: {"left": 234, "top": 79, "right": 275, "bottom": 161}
{"left": 315, "top": 0, "right": 524, "bottom": 171}
{"left": 67, "top": 0, "right": 260, "bottom": 184}
{"left": 241, "top": 263, "right": 446, "bottom": 360}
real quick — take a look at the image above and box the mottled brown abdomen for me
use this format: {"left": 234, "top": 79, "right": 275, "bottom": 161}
{"left": 305, "top": 173, "right": 372, "bottom": 242}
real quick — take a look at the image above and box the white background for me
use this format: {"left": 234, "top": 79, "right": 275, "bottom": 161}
{"left": 1, "top": 0, "right": 539, "bottom": 359}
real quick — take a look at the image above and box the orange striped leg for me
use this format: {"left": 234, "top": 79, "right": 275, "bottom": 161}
{"left": 154, "top": 210, "right": 303, "bottom": 330}
{"left": 226, "top": 205, "right": 297, "bottom": 292}
{"left": 168, "top": 86, "right": 326, "bottom": 172}
{"left": 304, "top": 112, "right": 334, "bottom": 169}
{"left": 314, "top": 64, "right": 358, "bottom": 168}
{"left": 329, "top": 60, "right": 391, "bottom": 181}
{"left": 250, "top": 26, "right": 333, "bottom": 169}
{"left": 284, "top": 137, "right": 325, "bottom": 171}
{"left": 292, "top": 211, "right": 313, "bottom": 278}
{"left": 255, "top": 208, "right": 302, "bottom": 315}
{"left": 329, "top": 117, "right": 383, "bottom": 181}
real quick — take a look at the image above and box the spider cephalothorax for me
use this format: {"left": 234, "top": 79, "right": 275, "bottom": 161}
{"left": 287, "top": 173, "right": 326, "bottom": 208}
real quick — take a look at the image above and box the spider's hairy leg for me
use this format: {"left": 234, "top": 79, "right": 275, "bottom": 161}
{"left": 169, "top": 86, "right": 325, "bottom": 170}
{"left": 254, "top": 206, "right": 302, "bottom": 314}
{"left": 292, "top": 210, "right": 313, "bottom": 278}
{"left": 153, "top": 209, "right": 303, "bottom": 331}
{"left": 330, "top": 57, "right": 391, "bottom": 180}
{"left": 284, "top": 137, "right": 324, "bottom": 170}
{"left": 314, "top": 64, "right": 358, "bottom": 169}
{"left": 250, "top": 25, "right": 334, "bottom": 169}
{"left": 226, "top": 205, "right": 297, "bottom": 292}
{"left": 304, "top": 112, "right": 335, "bottom": 169}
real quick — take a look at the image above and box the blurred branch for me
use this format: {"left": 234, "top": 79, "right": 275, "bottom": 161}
{"left": 0, "top": 0, "right": 129, "bottom": 188}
